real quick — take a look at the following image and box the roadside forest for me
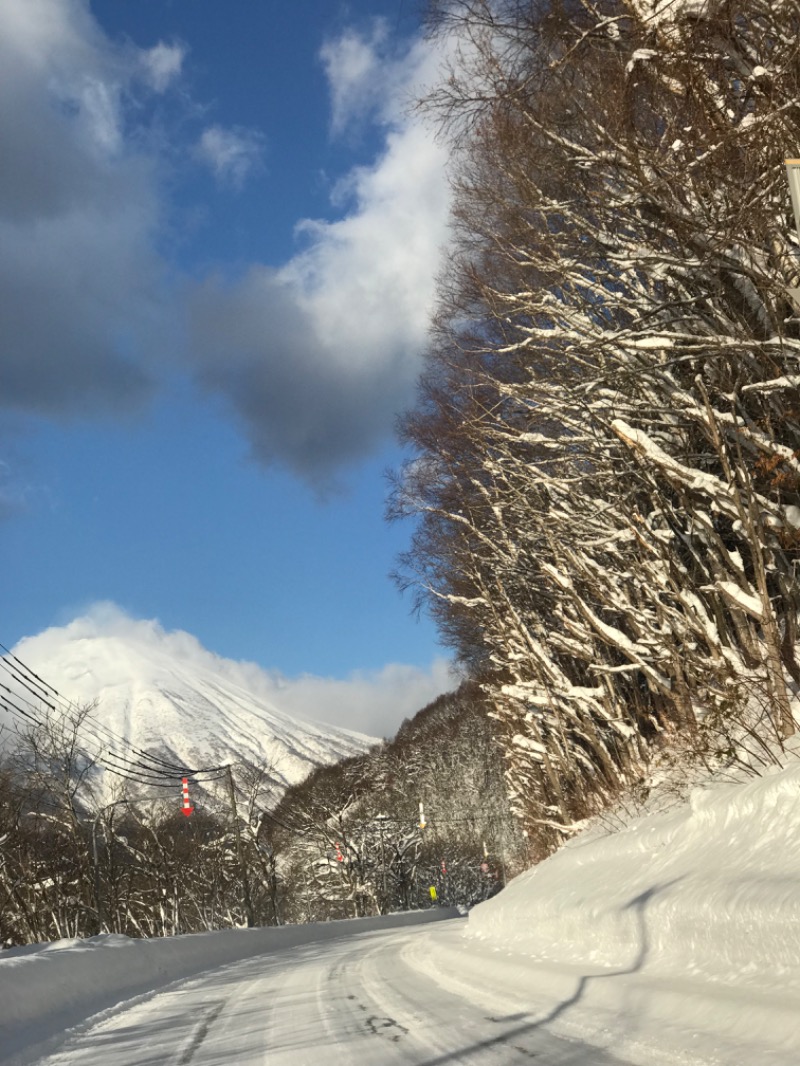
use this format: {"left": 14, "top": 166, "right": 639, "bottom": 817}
{"left": 391, "top": 0, "right": 800, "bottom": 845}
{"left": 266, "top": 684, "right": 526, "bottom": 924}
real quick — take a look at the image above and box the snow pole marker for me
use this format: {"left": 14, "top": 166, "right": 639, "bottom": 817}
{"left": 181, "top": 777, "right": 194, "bottom": 817}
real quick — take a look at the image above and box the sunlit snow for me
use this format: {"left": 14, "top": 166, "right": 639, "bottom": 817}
{"left": 2, "top": 610, "right": 375, "bottom": 796}
{"left": 5, "top": 760, "right": 800, "bottom": 1063}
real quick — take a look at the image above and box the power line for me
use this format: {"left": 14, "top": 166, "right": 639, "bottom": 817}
{"left": 1, "top": 646, "right": 201, "bottom": 774}
{"left": 0, "top": 649, "right": 183, "bottom": 772}
{"left": 0, "top": 644, "right": 232, "bottom": 788}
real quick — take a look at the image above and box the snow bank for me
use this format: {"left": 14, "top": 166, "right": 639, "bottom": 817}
{"left": 0, "top": 908, "right": 460, "bottom": 1065}
{"left": 463, "top": 763, "right": 800, "bottom": 1062}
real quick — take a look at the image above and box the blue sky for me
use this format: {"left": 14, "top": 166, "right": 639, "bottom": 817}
{"left": 0, "top": 0, "right": 456, "bottom": 736}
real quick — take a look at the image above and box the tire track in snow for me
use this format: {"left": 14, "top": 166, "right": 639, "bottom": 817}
{"left": 175, "top": 1000, "right": 225, "bottom": 1065}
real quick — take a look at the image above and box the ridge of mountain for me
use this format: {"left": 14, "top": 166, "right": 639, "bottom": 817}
{"left": 4, "top": 612, "right": 377, "bottom": 796}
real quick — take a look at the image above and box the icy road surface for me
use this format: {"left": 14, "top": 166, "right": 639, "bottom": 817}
{"left": 38, "top": 924, "right": 627, "bottom": 1066}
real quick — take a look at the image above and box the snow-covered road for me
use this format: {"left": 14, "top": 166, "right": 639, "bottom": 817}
{"left": 36, "top": 925, "right": 626, "bottom": 1066}
{"left": 12, "top": 763, "right": 800, "bottom": 1066}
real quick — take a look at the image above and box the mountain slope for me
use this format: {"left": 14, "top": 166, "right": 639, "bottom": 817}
{"left": 3, "top": 610, "right": 376, "bottom": 795}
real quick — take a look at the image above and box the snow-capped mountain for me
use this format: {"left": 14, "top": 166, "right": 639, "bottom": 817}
{"left": 2, "top": 610, "right": 376, "bottom": 796}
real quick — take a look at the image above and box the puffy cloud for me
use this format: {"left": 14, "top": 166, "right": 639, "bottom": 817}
{"left": 195, "top": 124, "right": 264, "bottom": 188}
{"left": 320, "top": 20, "right": 390, "bottom": 135}
{"left": 0, "top": 0, "right": 167, "bottom": 419}
{"left": 261, "top": 658, "right": 455, "bottom": 739}
{"left": 187, "top": 29, "right": 451, "bottom": 482}
{"left": 187, "top": 265, "right": 397, "bottom": 481}
{"left": 320, "top": 18, "right": 444, "bottom": 136}
{"left": 0, "top": 0, "right": 124, "bottom": 221}
{"left": 1, "top": 0, "right": 452, "bottom": 482}
{"left": 141, "top": 41, "right": 186, "bottom": 93}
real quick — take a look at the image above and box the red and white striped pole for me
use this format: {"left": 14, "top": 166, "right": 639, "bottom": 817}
{"left": 181, "top": 777, "right": 194, "bottom": 817}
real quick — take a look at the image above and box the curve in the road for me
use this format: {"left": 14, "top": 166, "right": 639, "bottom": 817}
{"left": 37, "top": 925, "right": 628, "bottom": 1065}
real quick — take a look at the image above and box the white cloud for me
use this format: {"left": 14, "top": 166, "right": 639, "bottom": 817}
{"left": 262, "top": 659, "right": 456, "bottom": 739}
{"left": 284, "top": 121, "right": 449, "bottom": 368}
{"left": 195, "top": 125, "right": 264, "bottom": 188}
{"left": 320, "top": 20, "right": 389, "bottom": 135}
{"left": 320, "top": 19, "right": 442, "bottom": 135}
{"left": 141, "top": 41, "right": 186, "bottom": 93}
{"left": 187, "top": 29, "right": 452, "bottom": 481}
{"left": 0, "top": 0, "right": 171, "bottom": 419}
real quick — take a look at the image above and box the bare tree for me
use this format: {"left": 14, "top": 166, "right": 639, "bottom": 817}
{"left": 392, "top": 0, "right": 800, "bottom": 841}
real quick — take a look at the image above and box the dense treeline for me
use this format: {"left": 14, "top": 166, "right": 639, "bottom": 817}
{"left": 391, "top": 0, "right": 800, "bottom": 845}
{"left": 0, "top": 686, "right": 524, "bottom": 946}
{"left": 0, "top": 712, "right": 283, "bottom": 945}
{"left": 266, "top": 684, "right": 527, "bottom": 924}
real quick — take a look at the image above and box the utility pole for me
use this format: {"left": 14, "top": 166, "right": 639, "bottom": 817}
{"left": 225, "top": 765, "right": 255, "bottom": 928}
{"left": 375, "top": 813, "right": 389, "bottom": 914}
{"left": 91, "top": 814, "right": 104, "bottom": 935}
{"left": 785, "top": 160, "right": 800, "bottom": 303}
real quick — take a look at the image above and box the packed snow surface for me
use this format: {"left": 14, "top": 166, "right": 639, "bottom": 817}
{"left": 460, "top": 760, "right": 800, "bottom": 1063}
{"left": 0, "top": 910, "right": 461, "bottom": 1065}
{"left": 4, "top": 761, "right": 800, "bottom": 1063}
{"left": 2, "top": 612, "right": 375, "bottom": 792}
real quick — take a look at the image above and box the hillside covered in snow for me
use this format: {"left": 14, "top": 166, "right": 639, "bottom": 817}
{"left": 1, "top": 608, "right": 375, "bottom": 795}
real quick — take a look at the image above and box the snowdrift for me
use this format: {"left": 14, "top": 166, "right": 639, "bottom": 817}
{"left": 459, "top": 762, "right": 800, "bottom": 1063}
{"left": 0, "top": 908, "right": 460, "bottom": 1066}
